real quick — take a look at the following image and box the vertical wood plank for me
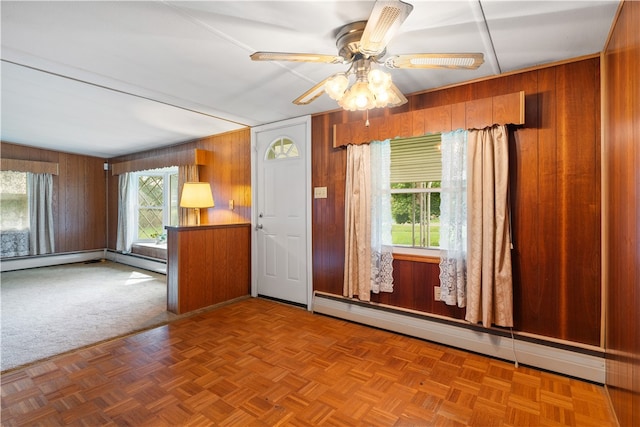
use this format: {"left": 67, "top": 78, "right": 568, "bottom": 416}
{"left": 423, "top": 105, "right": 452, "bottom": 134}
{"left": 465, "top": 97, "right": 493, "bottom": 129}
{"left": 451, "top": 102, "right": 466, "bottom": 130}
{"left": 411, "top": 109, "right": 426, "bottom": 136}
{"left": 603, "top": 1, "right": 640, "bottom": 424}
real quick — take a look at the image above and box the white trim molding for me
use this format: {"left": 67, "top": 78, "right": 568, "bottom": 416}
{"left": 312, "top": 293, "right": 605, "bottom": 383}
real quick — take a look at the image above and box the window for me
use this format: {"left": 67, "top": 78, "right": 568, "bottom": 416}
{"left": 132, "top": 168, "right": 178, "bottom": 241}
{"left": 0, "top": 171, "right": 29, "bottom": 231}
{"left": 265, "top": 137, "right": 299, "bottom": 160}
{"left": 390, "top": 134, "right": 442, "bottom": 249}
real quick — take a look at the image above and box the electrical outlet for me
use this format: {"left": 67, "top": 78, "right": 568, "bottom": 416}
{"left": 434, "top": 286, "right": 441, "bottom": 301}
{"left": 314, "top": 186, "right": 327, "bottom": 199}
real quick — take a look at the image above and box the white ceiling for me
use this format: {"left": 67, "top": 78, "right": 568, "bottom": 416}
{"left": 1, "top": 0, "right": 619, "bottom": 158}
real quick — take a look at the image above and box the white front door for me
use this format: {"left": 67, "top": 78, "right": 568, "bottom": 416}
{"left": 251, "top": 116, "right": 311, "bottom": 308}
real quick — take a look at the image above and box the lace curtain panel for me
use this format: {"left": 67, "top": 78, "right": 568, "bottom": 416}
{"left": 343, "top": 141, "right": 394, "bottom": 301}
{"left": 1, "top": 230, "right": 29, "bottom": 257}
{"left": 370, "top": 140, "right": 394, "bottom": 294}
{"left": 438, "top": 130, "right": 468, "bottom": 307}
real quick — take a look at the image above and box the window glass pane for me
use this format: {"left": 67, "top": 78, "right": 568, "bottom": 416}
{"left": 137, "top": 174, "right": 164, "bottom": 239}
{"left": 0, "top": 171, "right": 29, "bottom": 230}
{"left": 266, "top": 137, "right": 300, "bottom": 160}
{"left": 138, "top": 175, "right": 163, "bottom": 207}
{"left": 138, "top": 208, "right": 163, "bottom": 239}
{"left": 390, "top": 182, "right": 441, "bottom": 249}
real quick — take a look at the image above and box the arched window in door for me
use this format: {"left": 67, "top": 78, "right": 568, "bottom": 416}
{"left": 265, "top": 137, "right": 299, "bottom": 160}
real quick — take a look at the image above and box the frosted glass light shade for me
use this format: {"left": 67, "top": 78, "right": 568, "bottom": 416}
{"left": 339, "top": 81, "right": 376, "bottom": 111}
{"left": 367, "top": 68, "right": 391, "bottom": 91}
{"left": 180, "top": 182, "right": 214, "bottom": 208}
{"left": 324, "top": 73, "right": 349, "bottom": 100}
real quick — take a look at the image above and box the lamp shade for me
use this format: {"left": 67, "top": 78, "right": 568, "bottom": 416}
{"left": 180, "top": 182, "right": 214, "bottom": 208}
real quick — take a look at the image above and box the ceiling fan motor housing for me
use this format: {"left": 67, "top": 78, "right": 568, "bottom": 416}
{"left": 336, "top": 21, "right": 385, "bottom": 62}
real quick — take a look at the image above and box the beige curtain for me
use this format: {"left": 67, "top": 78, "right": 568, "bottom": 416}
{"left": 466, "top": 125, "right": 513, "bottom": 327}
{"left": 178, "top": 165, "right": 199, "bottom": 226}
{"left": 343, "top": 144, "right": 372, "bottom": 301}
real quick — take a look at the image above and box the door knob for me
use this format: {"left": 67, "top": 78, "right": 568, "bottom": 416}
{"left": 256, "top": 224, "right": 263, "bottom": 230}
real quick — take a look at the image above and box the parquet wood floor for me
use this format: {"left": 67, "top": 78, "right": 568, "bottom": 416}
{"left": 1, "top": 298, "right": 617, "bottom": 426}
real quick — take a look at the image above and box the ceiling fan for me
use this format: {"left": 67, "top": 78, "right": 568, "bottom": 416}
{"left": 250, "top": 0, "right": 484, "bottom": 111}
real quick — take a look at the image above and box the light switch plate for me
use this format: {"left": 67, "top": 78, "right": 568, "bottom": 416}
{"left": 229, "top": 199, "right": 234, "bottom": 210}
{"left": 314, "top": 187, "right": 327, "bottom": 199}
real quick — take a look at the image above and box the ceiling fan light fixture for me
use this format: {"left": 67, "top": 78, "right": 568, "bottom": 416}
{"left": 367, "top": 68, "right": 392, "bottom": 92}
{"left": 324, "top": 73, "right": 349, "bottom": 100}
{"left": 340, "top": 80, "right": 376, "bottom": 111}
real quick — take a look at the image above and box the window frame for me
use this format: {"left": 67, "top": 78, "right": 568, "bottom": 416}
{"left": 389, "top": 134, "right": 442, "bottom": 256}
{"left": 131, "top": 168, "right": 178, "bottom": 243}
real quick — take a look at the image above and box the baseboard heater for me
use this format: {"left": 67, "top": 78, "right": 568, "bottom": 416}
{"left": 0, "top": 250, "right": 107, "bottom": 272}
{"left": 1, "top": 249, "right": 166, "bottom": 275}
{"left": 312, "top": 292, "right": 604, "bottom": 384}
{"left": 105, "top": 250, "right": 166, "bottom": 274}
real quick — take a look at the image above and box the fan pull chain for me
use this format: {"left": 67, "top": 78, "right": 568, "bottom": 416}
{"left": 365, "top": 110, "right": 370, "bottom": 127}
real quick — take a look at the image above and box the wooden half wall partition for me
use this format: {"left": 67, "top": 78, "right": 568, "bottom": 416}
{"left": 110, "top": 148, "right": 211, "bottom": 175}
{"left": 1, "top": 158, "right": 59, "bottom": 175}
{"left": 333, "top": 91, "right": 525, "bottom": 147}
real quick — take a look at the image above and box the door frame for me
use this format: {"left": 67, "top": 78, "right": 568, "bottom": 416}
{"left": 250, "top": 115, "right": 313, "bottom": 310}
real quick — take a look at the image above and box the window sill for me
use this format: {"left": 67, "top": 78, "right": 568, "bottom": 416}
{"left": 392, "top": 247, "right": 440, "bottom": 264}
{"left": 131, "top": 242, "right": 167, "bottom": 260}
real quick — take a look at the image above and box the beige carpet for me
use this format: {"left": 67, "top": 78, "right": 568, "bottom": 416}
{"left": 1, "top": 260, "right": 178, "bottom": 371}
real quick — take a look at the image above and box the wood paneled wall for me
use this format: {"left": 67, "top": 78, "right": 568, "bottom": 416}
{"left": 166, "top": 224, "right": 250, "bottom": 314}
{"left": 603, "top": 0, "right": 640, "bottom": 425}
{"left": 312, "top": 56, "right": 602, "bottom": 347}
{"left": 0, "top": 142, "right": 107, "bottom": 253}
{"left": 107, "top": 128, "right": 252, "bottom": 249}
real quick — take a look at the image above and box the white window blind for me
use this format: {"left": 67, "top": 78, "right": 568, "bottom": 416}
{"left": 390, "top": 133, "right": 442, "bottom": 183}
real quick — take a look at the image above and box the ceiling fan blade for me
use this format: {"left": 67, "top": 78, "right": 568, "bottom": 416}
{"left": 385, "top": 53, "right": 485, "bottom": 69}
{"left": 388, "top": 81, "right": 408, "bottom": 107}
{"left": 250, "top": 52, "right": 344, "bottom": 64}
{"left": 292, "top": 76, "right": 333, "bottom": 105}
{"left": 359, "top": 0, "right": 414, "bottom": 57}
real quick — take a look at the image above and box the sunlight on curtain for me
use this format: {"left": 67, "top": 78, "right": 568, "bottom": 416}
{"left": 178, "top": 165, "right": 199, "bottom": 226}
{"left": 438, "top": 130, "right": 468, "bottom": 307}
{"left": 27, "top": 173, "right": 54, "bottom": 255}
{"left": 116, "top": 172, "right": 134, "bottom": 253}
{"left": 344, "top": 141, "right": 394, "bottom": 301}
{"left": 344, "top": 144, "right": 371, "bottom": 300}
{"left": 370, "top": 140, "right": 393, "bottom": 293}
{"left": 466, "top": 125, "right": 513, "bottom": 327}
